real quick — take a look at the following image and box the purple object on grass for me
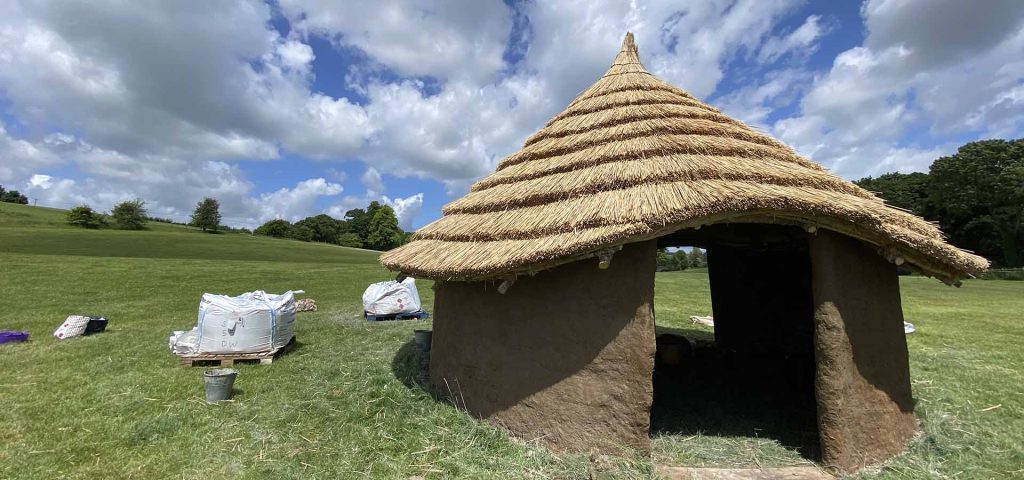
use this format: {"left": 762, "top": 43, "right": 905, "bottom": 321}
{"left": 0, "top": 330, "right": 30, "bottom": 344}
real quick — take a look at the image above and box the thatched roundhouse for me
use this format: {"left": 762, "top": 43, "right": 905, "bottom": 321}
{"left": 381, "top": 33, "right": 987, "bottom": 473}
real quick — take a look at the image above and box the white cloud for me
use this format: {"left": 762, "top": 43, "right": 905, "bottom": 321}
{"left": 0, "top": 0, "right": 376, "bottom": 164}
{"left": 4, "top": 0, "right": 1018, "bottom": 230}
{"left": 7, "top": 128, "right": 344, "bottom": 227}
{"left": 360, "top": 167, "right": 384, "bottom": 196}
{"left": 28, "top": 174, "right": 53, "bottom": 188}
{"left": 0, "top": 0, "right": 830, "bottom": 227}
{"left": 385, "top": 193, "right": 424, "bottom": 231}
{"left": 277, "top": 39, "right": 315, "bottom": 72}
{"left": 253, "top": 178, "right": 343, "bottom": 223}
{"left": 757, "top": 15, "right": 829, "bottom": 64}
{"left": 773, "top": 0, "right": 1024, "bottom": 177}
{"left": 714, "top": 69, "right": 812, "bottom": 129}
{"left": 279, "top": 0, "right": 514, "bottom": 84}
{"left": 0, "top": 0, "right": 371, "bottom": 225}
{"left": 0, "top": 122, "right": 61, "bottom": 183}
{"left": 308, "top": 0, "right": 819, "bottom": 195}
{"left": 360, "top": 79, "right": 525, "bottom": 188}
{"left": 23, "top": 175, "right": 87, "bottom": 207}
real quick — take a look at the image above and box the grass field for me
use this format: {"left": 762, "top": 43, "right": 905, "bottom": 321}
{"left": 1, "top": 202, "right": 1022, "bottom": 479}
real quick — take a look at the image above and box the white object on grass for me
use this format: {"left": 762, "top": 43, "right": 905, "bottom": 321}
{"left": 689, "top": 315, "right": 715, "bottom": 327}
{"left": 53, "top": 315, "right": 90, "bottom": 340}
{"left": 168, "top": 327, "right": 199, "bottom": 355}
{"left": 904, "top": 321, "right": 915, "bottom": 334}
{"left": 170, "top": 290, "right": 297, "bottom": 355}
{"left": 362, "top": 277, "right": 421, "bottom": 315}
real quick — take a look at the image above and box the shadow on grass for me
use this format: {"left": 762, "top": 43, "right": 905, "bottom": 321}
{"left": 285, "top": 338, "right": 306, "bottom": 356}
{"left": 390, "top": 339, "right": 434, "bottom": 393}
{"left": 650, "top": 337, "right": 821, "bottom": 460}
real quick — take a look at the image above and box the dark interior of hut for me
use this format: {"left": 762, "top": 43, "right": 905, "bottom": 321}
{"left": 651, "top": 223, "right": 821, "bottom": 459}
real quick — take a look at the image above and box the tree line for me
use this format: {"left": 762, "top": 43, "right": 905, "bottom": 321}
{"left": 65, "top": 199, "right": 150, "bottom": 229}
{"left": 63, "top": 197, "right": 232, "bottom": 232}
{"left": 253, "top": 201, "right": 408, "bottom": 251}
{"left": 855, "top": 139, "right": 1023, "bottom": 268}
{"left": 0, "top": 185, "right": 29, "bottom": 204}
{"left": 657, "top": 248, "right": 707, "bottom": 271}
{"left": 58, "top": 195, "right": 407, "bottom": 251}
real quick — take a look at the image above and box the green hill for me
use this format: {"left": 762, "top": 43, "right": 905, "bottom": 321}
{"left": 0, "top": 202, "right": 380, "bottom": 264}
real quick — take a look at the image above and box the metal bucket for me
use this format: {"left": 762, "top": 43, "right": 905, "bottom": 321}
{"left": 203, "top": 368, "right": 237, "bottom": 403}
{"left": 414, "top": 329, "right": 432, "bottom": 352}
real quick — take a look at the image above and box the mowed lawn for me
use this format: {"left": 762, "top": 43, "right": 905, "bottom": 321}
{"left": 1, "top": 202, "right": 1022, "bottom": 479}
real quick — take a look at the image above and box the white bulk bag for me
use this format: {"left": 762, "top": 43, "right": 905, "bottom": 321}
{"left": 362, "top": 277, "right": 421, "bottom": 315}
{"left": 54, "top": 315, "right": 90, "bottom": 340}
{"left": 192, "top": 290, "right": 296, "bottom": 354}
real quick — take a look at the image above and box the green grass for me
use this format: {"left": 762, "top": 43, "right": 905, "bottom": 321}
{"left": 1, "top": 202, "right": 1022, "bottom": 479}
{"left": 0, "top": 203, "right": 379, "bottom": 263}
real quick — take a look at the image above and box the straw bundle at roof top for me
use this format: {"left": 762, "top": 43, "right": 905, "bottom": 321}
{"left": 380, "top": 33, "right": 988, "bottom": 284}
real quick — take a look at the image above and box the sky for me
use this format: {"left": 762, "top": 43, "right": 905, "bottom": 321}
{"left": 1, "top": 0, "right": 1022, "bottom": 230}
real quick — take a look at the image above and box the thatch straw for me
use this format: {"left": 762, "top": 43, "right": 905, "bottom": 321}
{"left": 380, "top": 33, "right": 989, "bottom": 283}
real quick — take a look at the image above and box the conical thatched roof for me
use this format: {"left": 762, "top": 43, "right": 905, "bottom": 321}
{"left": 381, "top": 33, "right": 988, "bottom": 284}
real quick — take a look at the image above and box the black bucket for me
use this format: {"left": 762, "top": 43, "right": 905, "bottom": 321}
{"left": 203, "top": 368, "right": 238, "bottom": 403}
{"left": 414, "top": 330, "right": 432, "bottom": 352}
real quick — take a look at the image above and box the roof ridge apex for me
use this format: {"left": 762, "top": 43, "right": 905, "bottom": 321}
{"left": 610, "top": 32, "right": 641, "bottom": 68}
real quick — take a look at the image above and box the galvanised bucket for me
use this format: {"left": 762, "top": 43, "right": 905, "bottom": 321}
{"left": 203, "top": 368, "right": 237, "bottom": 403}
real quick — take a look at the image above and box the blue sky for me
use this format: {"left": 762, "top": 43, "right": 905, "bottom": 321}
{"left": 1, "top": 0, "right": 1021, "bottom": 230}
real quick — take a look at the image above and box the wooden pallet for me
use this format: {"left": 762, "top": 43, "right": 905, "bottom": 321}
{"left": 178, "top": 336, "right": 296, "bottom": 367}
{"left": 364, "top": 310, "right": 430, "bottom": 322}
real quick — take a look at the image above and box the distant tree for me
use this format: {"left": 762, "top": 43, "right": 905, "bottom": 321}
{"left": 657, "top": 249, "right": 688, "bottom": 271}
{"left": 366, "top": 201, "right": 385, "bottom": 216}
{"left": 288, "top": 224, "right": 314, "bottom": 242}
{"left": 295, "top": 214, "right": 343, "bottom": 243}
{"left": 687, "top": 248, "right": 707, "bottom": 268}
{"left": 656, "top": 249, "right": 672, "bottom": 271}
{"left": 928, "top": 139, "right": 1024, "bottom": 267}
{"left": 0, "top": 186, "right": 29, "bottom": 204}
{"left": 336, "top": 232, "right": 364, "bottom": 248}
{"left": 343, "top": 207, "right": 370, "bottom": 244}
{"left": 215, "top": 224, "right": 249, "bottom": 234}
{"left": 854, "top": 172, "right": 931, "bottom": 215}
{"left": 365, "top": 204, "right": 403, "bottom": 251}
{"left": 190, "top": 197, "right": 221, "bottom": 232}
{"left": 254, "top": 219, "right": 293, "bottom": 238}
{"left": 145, "top": 216, "right": 184, "bottom": 225}
{"left": 671, "top": 251, "right": 689, "bottom": 271}
{"left": 66, "top": 205, "right": 102, "bottom": 229}
{"left": 110, "top": 199, "right": 147, "bottom": 230}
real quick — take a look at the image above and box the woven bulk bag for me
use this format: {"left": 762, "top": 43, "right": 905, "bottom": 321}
{"left": 194, "top": 290, "right": 296, "bottom": 354}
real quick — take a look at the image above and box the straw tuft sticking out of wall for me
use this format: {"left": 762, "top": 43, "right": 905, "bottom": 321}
{"left": 380, "top": 32, "right": 989, "bottom": 283}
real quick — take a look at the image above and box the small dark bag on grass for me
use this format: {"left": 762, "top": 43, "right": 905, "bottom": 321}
{"left": 83, "top": 316, "right": 108, "bottom": 335}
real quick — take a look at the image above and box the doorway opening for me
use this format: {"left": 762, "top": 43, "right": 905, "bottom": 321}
{"left": 650, "top": 223, "right": 821, "bottom": 459}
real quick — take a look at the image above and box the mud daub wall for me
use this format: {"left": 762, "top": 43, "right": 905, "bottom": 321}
{"left": 429, "top": 240, "right": 657, "bottom": 454}
{"left": 810, "top": 230, "right": 917, "bottom": 473}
